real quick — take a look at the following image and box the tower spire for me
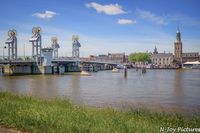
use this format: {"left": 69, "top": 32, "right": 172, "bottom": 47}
{"left": 174, "top": 27, "right": 182, "bottom": 64}
{"left": 176, "top": 27, "right": 180, "bottom": 33}
{"left": 176, "top": 27, "right": 181, "bottom": 42}
{"left": 153, "top": 45, "right": 158, "bottom": 54}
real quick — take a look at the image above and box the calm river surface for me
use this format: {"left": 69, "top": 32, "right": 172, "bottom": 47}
{"left": 0, "top": 69, "right": 200, "bottom": 112}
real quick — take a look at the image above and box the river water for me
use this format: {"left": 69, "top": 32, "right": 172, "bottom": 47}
{"left": 0, "top": 69, "right": 200, "bottom": 112}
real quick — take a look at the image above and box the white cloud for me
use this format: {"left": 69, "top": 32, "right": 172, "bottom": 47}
{"left": 86, "top": 2, "right": 127, "bottom": 15}
{"left": 117, "top": 19, "right": 136, "bottom": 25}
{"left": 136, "top": 8, "right": 167, "bottom": 25}
{"left": 33, "top": 10, "right": 57, "bottom": 19}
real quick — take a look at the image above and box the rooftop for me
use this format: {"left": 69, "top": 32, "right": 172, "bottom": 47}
{"left": 151, "top": 53, "right": 173, "bottom": 58}
{"left": 182, "top": 52, "right": 199, "bottom": 57}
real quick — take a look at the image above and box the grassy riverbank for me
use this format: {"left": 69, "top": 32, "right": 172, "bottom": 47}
{"left": 0, "top": 92, "right": 199, "bottom": 133}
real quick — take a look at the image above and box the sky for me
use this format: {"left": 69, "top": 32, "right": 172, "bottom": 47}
{"left": 0, "top": 0, "right": 200, "bottom": 57}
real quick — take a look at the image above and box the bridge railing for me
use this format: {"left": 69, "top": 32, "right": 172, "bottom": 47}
{"left": 80, "top": 58, "right": 121, "bottom": 64}
{"left": 0, "top": 56, "right": 34, "bottom": 61}
{"left": 53, "top": 57, "right": 120, "bottom": 65}
{"left": 0, "top": 56, "right": 121, "bottom": 65}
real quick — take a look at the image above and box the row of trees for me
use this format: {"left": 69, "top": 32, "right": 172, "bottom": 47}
{"left": 128, "top": 52, "right": 150, "bottom": 63}
{"left": 128, "top": 53, "right": 150, "bottom": 73}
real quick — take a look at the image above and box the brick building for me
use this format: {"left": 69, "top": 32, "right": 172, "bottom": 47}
{"left": 182, "top": 52, "right": 199, "bottom": 63}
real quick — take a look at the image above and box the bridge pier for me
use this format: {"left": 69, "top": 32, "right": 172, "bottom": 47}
{"left": 3, "top": 64, "right": 32, "bottom": 75}
{"left": 67, "top": 63, "right": 81, "bottom": 72}
{"left": 35, "top": 66, "right": 52, "bottom": 74}
{"left": 58, "top": 65, "right": 65, "bottom": 74}
{"left": 3, "top": 64, "right": 53, "bottom": 75}
{"left": 3, "top": 64, "right": 13, "bottom": 75}
{"left": 0, "top": 66, "right": 3, "bottom": 74}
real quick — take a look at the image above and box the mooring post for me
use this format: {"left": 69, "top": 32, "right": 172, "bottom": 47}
{"left": 124, "top": 65, "right": 127, "bottom": 78}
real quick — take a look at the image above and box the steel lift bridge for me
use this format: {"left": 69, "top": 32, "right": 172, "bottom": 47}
{"left": 51, "top": 37, "right": 60, "bottom": 59}
{"left": 72, "top": 35, "right": 81, "bottom": 64}
{"left": 5, "top": 29, "right": 17, "bottom": 60}
{"left": 29, "top": 27, "right": 42, "bottom": 64}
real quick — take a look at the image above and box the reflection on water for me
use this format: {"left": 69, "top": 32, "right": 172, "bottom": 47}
{"left": 69, "top": 76, "right": 83, "bottom": 105}
{"left": 0, "top": 69, "right": 200, "bottom": 112}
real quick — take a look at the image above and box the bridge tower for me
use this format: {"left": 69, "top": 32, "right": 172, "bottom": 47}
{"left": 72, "top": 35, "right": 81, "bottom": 62}
{"left": 29, "top": 27, "right": 42, "bottom": 64}
{"left": 51, "top": 37, "right": 60, "bottom": 59}
{"left": 5, "top": 29, "right": 17, "bottom": 60}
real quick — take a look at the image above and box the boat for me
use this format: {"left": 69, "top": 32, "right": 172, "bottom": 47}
{"left": 116, "top": 64, "right": 124, "bottom": 69}
{"left": 182, "top": 61, "right": 200, "bottom": 69}
{"left": 112, "top": 68, "right": 120, "bottom": 73}
{"left": 80, "top": 71, "right": 91, "bottom": 76}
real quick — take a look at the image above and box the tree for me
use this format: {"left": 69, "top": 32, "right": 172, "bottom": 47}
{"left": 128, "top": 52, "right": 150, "bottom": 63}
{"left": 128, "top": 52, "right": 150, "bottom": 73}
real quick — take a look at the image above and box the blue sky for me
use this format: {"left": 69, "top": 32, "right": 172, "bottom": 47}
{"left": 0, "top": 0, "right": 200, "bottom": 57}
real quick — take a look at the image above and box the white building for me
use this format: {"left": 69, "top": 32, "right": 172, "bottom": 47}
{"left": 151, "top": 53, "right": 174, "bottom": 68}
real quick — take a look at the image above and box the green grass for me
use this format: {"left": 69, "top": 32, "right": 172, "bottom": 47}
{"left": 0, "top": 92, "right": 199, "bottom": 133}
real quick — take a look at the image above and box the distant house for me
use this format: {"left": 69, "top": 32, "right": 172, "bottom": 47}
{"left": 98, "top": 54, "right": 109, "bottom": 62}
{"left": 151, "top": 53, "right": 174, "bottom": 68}
{"left": 89, "top": 55, "right": 97, "bottom": 61}
{"left": 89, "top": 54, "right": 110, "bottom": 62}
{"left": 182, "top": 52, "right": 199, "bottom": 63}
{"left": 108, "top": 53, "right": 126, "bottom": 63}
{"left": 88, "top": 53, "right": 127, "bottom": 63}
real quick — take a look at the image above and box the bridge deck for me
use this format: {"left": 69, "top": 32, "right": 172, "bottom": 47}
{"left": 0, "top": 60, "right": 35, "bottom": 65}
{"left": 0, "top": 59, "right": 119, "bottom": 65}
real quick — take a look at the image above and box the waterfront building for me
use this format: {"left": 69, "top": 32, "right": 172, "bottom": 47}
{"left": 88, "top": 55, "right": 97, "bottom": 61}
{"left": 174, "top": 28, "right": 182, "bottom": 63}
{"left": 88, "top": 53, "right": 127, "bottom": 63}
{"left": 108, "top": 53, "right": 126, "bottom": 63}
{"left": 125, "top": 55, "right": 129, "bottom": 63}
{"left": 182, "top": 52, "right": 199, "bottom": 63}
{"left": 151, "top": 53, "right": 174, "bottom": 68}
{"left": 98, "top": 54, "right": 109, "bottom": 62}
{"left": 88, "top": 55, "right": 109, "bottom": 62}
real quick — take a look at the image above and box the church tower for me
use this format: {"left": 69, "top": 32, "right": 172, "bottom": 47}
{"left": 174, "top": 28, "right": 182, "bottom": 63}
{"left": 153, "top": 46, "right": 158, "bottom": 54}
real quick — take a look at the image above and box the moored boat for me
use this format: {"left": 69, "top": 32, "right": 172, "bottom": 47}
{"left": 80, "top": 71, "right": 91, "bottom": 76}
{"left": 182, "top": 61, "right": 200, "bottom": 69}
{"left": 112, "top": 68, "right": 120, "bottom": 73}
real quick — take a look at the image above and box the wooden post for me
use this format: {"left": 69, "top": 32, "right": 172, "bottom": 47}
{"left": 124, "top": 65, "right": 127, "bottom": 78}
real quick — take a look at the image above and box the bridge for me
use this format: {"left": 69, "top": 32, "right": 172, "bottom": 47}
{"left": 0, "top": 57, "right": 118, "bottom": 75}
{"left": 0, "top": 27, "right": 120, "bottom": 75}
